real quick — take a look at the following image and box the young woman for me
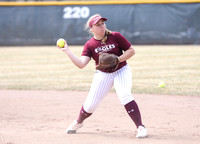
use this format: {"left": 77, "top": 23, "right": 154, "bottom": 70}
{"left": 58, "top": 14, "right": 147, "bottom": 138}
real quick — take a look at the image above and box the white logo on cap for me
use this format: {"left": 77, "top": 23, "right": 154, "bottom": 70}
{"left": 93, "top": 16, "right": 100, "bottom": 21}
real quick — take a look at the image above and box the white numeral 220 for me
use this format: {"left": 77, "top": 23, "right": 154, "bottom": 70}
{"left": 63, "top": 7, "right": 90, "bottom": 19}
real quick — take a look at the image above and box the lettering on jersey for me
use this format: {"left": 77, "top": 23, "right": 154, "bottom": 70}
{"left": 95, "top": 44, "right": 115, "bottom": 53}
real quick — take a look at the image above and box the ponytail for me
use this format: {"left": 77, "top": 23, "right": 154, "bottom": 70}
{"left": 101, "top": 29, "right": 111, "bottom": 44}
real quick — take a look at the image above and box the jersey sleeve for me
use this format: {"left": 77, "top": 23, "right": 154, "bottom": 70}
{"left": 113, "top": 32, "right": 132, "bottom": 51}
{"left": 81, "top": 41, "right": 92, "bottom": 57}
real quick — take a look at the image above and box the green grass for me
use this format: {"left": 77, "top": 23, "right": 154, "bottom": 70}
{"left": 0, "top": 45, "right": 200, "bottom": 96}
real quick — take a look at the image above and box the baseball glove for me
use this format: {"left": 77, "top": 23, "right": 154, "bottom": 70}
{"left": 96, "top": 53, "right": 120, "bottom": 71}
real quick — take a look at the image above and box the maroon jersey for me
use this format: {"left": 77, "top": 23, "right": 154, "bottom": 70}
{"left": 81, "top": 32, "right": 132, "bottom": 73}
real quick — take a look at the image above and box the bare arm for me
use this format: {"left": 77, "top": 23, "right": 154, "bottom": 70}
{"left": 58, "top": 41, "right": 90, "bottom": 69}
{"left": 118, "top": 46, "right": 135, "bottom": 62}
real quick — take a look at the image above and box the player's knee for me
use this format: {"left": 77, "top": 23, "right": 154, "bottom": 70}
{"left": 119, "top": 94, "right": 134, "bottom": 105}
{"left": 83, "top": 104, "right": 97, "bottom": 113}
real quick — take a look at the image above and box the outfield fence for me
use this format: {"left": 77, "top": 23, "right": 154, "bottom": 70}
{"left": 0, "top": 0, "right": 200, "bottom": 45}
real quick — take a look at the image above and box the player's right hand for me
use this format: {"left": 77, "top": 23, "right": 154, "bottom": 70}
{"left": 57, "top": 41, "right": 69, "bottom": 53}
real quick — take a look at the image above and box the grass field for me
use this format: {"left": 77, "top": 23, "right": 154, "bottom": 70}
{"left": 0, "top": 45, "right": 199, "bottom": 96}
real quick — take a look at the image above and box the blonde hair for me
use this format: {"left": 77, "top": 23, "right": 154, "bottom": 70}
{"left": 102, "top": 29, "right": 111, "bottom": 44}
{"left": 84, "top": 14, "right": 111, "bottom": 44}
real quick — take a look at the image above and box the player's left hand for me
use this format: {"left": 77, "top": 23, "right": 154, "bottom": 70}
{"left": 96, "top": 53, "right": 120, "bottom": 70}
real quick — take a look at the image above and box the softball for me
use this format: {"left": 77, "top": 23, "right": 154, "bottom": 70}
{"left": 159, "top": 81, "right": 165, "bottom": 88}
{"left": 57, "top": 38, "right": 65, "bottom": 48}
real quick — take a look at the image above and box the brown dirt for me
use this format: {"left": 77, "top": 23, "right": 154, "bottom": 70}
{"left": 0, "top": 90, "right": 200, "bottom": 144}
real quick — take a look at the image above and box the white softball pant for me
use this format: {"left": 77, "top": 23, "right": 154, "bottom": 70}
{"left": 83, "top": 65, "right": 134, "bottom": 113}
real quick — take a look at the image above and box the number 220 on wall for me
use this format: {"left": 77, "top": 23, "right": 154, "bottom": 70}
{"left": 63, "top": 7, "right": 90, "bottom": 19}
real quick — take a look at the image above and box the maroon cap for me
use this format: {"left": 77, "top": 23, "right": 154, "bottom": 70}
{"left": 89, "top": 15, "right": 107, "bottom": 28}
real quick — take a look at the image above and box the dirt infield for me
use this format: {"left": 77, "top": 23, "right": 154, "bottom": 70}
{"left": 0, "top": 90, "right": 200, "bottom": 144}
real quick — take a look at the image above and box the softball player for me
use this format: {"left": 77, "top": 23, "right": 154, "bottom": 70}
{"left": 58, "top": 14, "right": 147, "bottom": 138}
